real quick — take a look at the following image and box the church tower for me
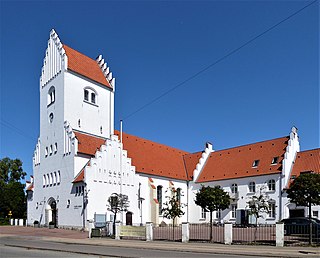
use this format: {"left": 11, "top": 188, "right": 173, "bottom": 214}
{"left": 29, "top": 30, "right": 117, "bottom": 227}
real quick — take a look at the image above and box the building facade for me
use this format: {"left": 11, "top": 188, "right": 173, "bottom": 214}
{"left": 26, "top": 30, "right": 320, "bottom": 229}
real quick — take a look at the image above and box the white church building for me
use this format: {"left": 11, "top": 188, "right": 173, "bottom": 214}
{"left": 26, "top": 30, "right": 320, "bottom": 229}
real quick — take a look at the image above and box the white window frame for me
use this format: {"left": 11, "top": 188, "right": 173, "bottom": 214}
{"left": 47, "top": 86, "right": 55, "bottom": 106}
{"left": 201, "top": 207, "right": 207, "bottom": 219}
{"left": 267, "top": 179, "right": 276, "bottom": 191}
{"left": 231, "top": 204, "right": 237, "bottom": 219}
{"left": 268, "top": 202, "right": 276, "bottom": 218}
{"left": 231, "top": 183, "right": 238, "bottom": 194}
{"left": 248, "top": 181, "right": 256, "bottom": 193}
{"left": 157, "top": 185, "right": 163, "bottom": 215}
{"left": 83, "top": 87, "right": 97, "bottom": 105}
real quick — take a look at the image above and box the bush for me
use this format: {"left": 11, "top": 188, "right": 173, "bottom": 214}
{"left": 33, "top": 220, "right": 39, "bottom": 225}
{"left": 0, "top": 218, "right": 9, "bottom": 225}
{"left": 49, "top": 221, "right": 54, "bottom": 225}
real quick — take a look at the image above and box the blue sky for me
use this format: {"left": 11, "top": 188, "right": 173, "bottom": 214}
{"left": 0, "top": 1, "right": 319, "bottom": 181}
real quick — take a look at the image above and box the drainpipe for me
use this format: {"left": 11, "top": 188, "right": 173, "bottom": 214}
{"left": 279, "top": 174, "right": 282, "bottom": 221}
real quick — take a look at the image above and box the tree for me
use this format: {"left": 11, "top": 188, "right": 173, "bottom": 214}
{"left": 287, "top": 173, "right": 320, "bottom": 244}
{"left": 195, "top": 185, "right": 230, "bottom": 241}
{"left": 161, "top": 188, "right": 185, "bottom": 241}
{"left": 247, "top": 186, "right": 269, "bottom": 226}
{"left": 107, "top": 193, "right": 130, "bottom": 236}
{"left": 247, "top": 186, "right": 269, "bottom": 242}
{"left": 0, "top": 158, "right": 27, "bottom": 221}
{"left": 0, "top": 157, "right": 26, "bottom": 183}
{"left": 287, "top": 173, "right": 320, "bottom": 219}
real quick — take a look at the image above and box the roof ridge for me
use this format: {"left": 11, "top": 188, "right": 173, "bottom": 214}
{"left": 212, "top": 135, "right": 289, "bottom": 153}
{"left": 73, "top": 129, "right": 107, "bottom": 140}
{"left": 115, "top": 130, "right": 189, "bottom": 154}
{"left": 297, "top": 148, "right": 320, "bottom": 153}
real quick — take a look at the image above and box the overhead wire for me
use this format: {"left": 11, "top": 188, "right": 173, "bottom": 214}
{"left": 121, "top": 0, "right": 318, "bottom": 122}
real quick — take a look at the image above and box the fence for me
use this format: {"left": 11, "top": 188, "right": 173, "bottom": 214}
{"left": 189, "top": 223, "right": 224, "bottom": 243}
{"left": 284, "top": 224, "right": 320, "bottom": 246}
{"left": 153, "top": 224, "right": 182, "bottom": 241}
{"left": 232, "top": 225, "right": 276, "bottom": 245}
{"left": 92, "top": 222, "right": 319, "bottom": 247}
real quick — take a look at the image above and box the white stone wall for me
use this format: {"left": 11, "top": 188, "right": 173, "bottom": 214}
{"left": 64, "top": 71, "right": 114, "bottom": 139}
{"left": 85, "top": 135, "right": 139, "bottom": 226}
{"left": 189, "top": 173, "right": 282, "bottom": 224}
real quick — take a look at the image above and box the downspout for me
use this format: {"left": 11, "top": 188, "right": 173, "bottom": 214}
{"left": 279, "top": 173, "right": 282, "bottom": 221}
{"left": 182, "top": 155, "right": 189, "bottom": 223}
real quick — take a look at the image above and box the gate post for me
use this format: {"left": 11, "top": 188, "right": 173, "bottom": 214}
{"left": 115, "top": 221, "right": 121, "bottom": 240}
{"left": 276, "top": 222, "right": 284, "bottom": 247}
{"left": 182, "top": 222, "right": 189, "bottom": 243}
{"left": 146, "top": 222, "right": 153, "bottom": 241}
{"left": 224, "top": 223, "right": 233, "bottom": 245}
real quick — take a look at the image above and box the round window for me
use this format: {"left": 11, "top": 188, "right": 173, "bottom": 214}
{"left": 49, "top": 113, "right": 54, "bottom": 123}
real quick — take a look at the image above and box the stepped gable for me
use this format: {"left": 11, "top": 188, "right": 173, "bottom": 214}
{"left": 289, "top": 148, "right": 320, "bottom": 180}
{"left": 115, "top": 131, "right": 189, "bottom": 180}
{"left": 197, "top": 136, "right": 289, "bottom": 183}
{"left": 63, "top": 45, "right": 112, "bottom": 89}
{"left": 183, "top": 152, "right": 203, "bottom": 180}
{"left": 74, "top": 131, "right": 106, "bottom": 156}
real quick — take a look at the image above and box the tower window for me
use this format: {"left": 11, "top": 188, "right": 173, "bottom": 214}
{"left": 84, "top": 87, "right": 97, "bottom": 105}
{"left": 47, "top": 86, "right": 55, "bottom": 106}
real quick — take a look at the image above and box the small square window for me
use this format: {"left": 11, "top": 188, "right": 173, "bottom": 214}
{"left": 252, "top": 160, "right": 260, "bottom": 167}
{"left": 271, "top": 157, "right": 279, "bottom": 165}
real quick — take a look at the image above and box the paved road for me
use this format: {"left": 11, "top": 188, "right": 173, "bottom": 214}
{"left": 1, "top": 236, "right": 264, "bottom": 258}
{"left": 0, "top": 245, "right": 98, "bottom": 258}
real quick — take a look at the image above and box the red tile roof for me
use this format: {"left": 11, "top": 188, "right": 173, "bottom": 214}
{"left": 183, "top": 152, "right": 203, "bottom": 180}
{"left": 197, "top": 137, "right": 289, "bottom": 183}
{"left": 63, "top": 45, "right": 112, "bottom": 89}
{"left": 73, "top": 161, "right": 90, "bottom": 183}
{"left": 74, "top": 131, "right": 106, "bottom": 156}
{"left": 115, "top": 131, "right": 189, "bottom": 180}
{"left": 290, "top": 149, "right": 320, "bottom": 178}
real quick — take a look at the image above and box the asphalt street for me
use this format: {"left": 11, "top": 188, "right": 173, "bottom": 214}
{"left": 1, "top": 236, "right": 265, "bottom": 258}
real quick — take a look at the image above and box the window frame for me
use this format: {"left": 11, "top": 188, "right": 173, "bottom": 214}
{"left": 267, "top": 179, "right": 276, "bottom": 191}
{"left": 248, "top": 181, "right": 256, "bottom": 193}
{"left": 83, "top": 87, "right": 98, "bottom": 105}
{"left": 47, "top": 86, "right": 55, "bottom": 106}
{"left": 157, "top": 185, "right": 163, "bottom": 215}
{"left": 231, "top": 204, "right": 237, "bottom": 219}
{"left": 231, "top": 183, "right": 238, "bottom": 194}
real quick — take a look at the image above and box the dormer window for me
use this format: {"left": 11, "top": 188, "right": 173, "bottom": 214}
{"left": 271, "top": 156, "right": 279, "bottom": 165}
{"left": 47, "top": 86, "right": 55, "bottom": 106}
{"left": 83, "top": 87, "right": 97, "bottom": 105}
{"left": 252, "top": 160, "right": 260, "bottom": 167}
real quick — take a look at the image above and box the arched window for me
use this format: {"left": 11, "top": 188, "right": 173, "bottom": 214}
{"left": 248, "top": 182, "right": 256, "bottom": 193}
{"left": 231, "top": 183, "right": 238, "bottom": 193}
{"left": 176, "top": 188, "right": 181, "bottom": 205}
{"left": 83, "top": 87, "right": 97, "bottom": 104}
{"left": 43, "top": 175, "right": 46, "bottom": 187}
{"left": 46, "top": 174, "right": 50, "bottom": 186}
{"left": 53, "top": 171, "right": 57, "bottom": 185}
{"left": 84, "top": 90, "right": 89, "bottom": 101}
{"left": 57, "top": 171, "right": 61, "bottom": 184}
{"left": 91, "top": 92, "right": 96, "bottom": 104}
{"left": 157, "top": 185, "right": 163, "bottom": 215}
{"left": 267, "top": 179, "right": 276, "bottom": 191}
{"left": 47, "top": 86, "right": 55, "bottom": 106}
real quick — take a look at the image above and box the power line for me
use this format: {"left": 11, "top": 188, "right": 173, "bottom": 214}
{"left": 1, "top": 119, "right": 37, "bottom": 143}
{"left": 121, "top": 0, "right": 318, "bottom": 121}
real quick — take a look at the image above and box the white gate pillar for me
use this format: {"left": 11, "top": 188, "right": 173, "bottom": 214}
{"left": 276, "top": 222, "right": 284, "bottom": 247}
{"left": 182, "top": 222, "right": 189, "bottom": 243}
{"left": 224, "top": 223, "right": 233, "bottom": 245}
{"left": 146, "top": 222, "right": 153, "bottom": 241}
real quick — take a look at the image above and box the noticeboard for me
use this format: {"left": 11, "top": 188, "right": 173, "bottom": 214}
{"left": 119, "top": 225, "right": 146, "bottom": 237}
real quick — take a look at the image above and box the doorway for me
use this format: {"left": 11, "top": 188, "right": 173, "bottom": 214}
{"left": 126, "top": 212, "right": 132, "bottom": 225}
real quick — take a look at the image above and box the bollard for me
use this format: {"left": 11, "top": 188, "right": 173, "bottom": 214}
{"left": 14, "top": 219, "right": 18, "bottom": 226}
{"left": 146, "top": 222, "right": 153, "bottom": 241}
{"left": 276, "top": 222, "right": 284, "bottom": 247}
{"left": 182, "top": 222, "right": 189, "bottom": 243}
{"left": 10, "top": 219, "right": 13, "bottom": 225}
{"left": 18, "top": 219, "right": 24, "bottom": 226}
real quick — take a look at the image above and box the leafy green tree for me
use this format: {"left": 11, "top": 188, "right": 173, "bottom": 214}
{"left": 161, "top": 188, "right": 185, "bottom": 241}
{"left": 287, "top": 173, "right": 320, "bottom": 219}
{"left": 247, "top": 186, "right": 269, "bottom": 226}
{"left": 247, "top": 186, "right": 269, "bottom": 242}
{"left": 195, "top": 185, "right": 230, "bottom": 241}
{"left": 107, "top": 193, "right": 130, "bottom": 236}
{"left": 287, "top": 173, "right": 320, "bottom": 245}
{"left": 0, "top": 158, "right": 27, "bottom": 220}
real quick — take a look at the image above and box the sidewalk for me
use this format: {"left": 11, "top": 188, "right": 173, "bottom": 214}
{"left": 1, "top": 226, "right": 319, "bottom": 257}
